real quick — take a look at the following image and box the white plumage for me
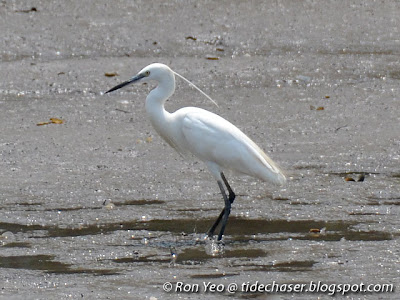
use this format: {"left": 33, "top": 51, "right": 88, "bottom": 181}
{"left": 106, "top": 63, "right": 286, "bottom": 241}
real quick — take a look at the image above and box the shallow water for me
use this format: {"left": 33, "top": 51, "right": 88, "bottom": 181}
{"left": 1, "top": 1, "right": 399, "bottom": 299}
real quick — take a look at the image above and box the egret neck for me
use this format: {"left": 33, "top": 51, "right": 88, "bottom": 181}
{"left": 144, "top": 70, "right": 176, "bottom": 148}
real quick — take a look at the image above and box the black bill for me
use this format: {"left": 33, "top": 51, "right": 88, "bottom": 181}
{"left": 105, "top": 73, "right": 145, "bottom": 94}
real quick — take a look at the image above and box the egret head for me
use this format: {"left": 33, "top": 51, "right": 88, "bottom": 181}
{"left": 105, "top": 63, "right": 218, "bottom": 107}
{"left": 105, "top": 63, "right": 173, "bottom": 94}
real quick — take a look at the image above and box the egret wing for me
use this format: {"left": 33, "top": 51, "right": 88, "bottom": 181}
{"left": 180, "top": 109, "right": 285, "bottom": 184}
{"left": 181, "top": 110, "right": 237, "bottom": 159}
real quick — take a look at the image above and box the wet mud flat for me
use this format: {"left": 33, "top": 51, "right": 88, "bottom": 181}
{"left": 1, "top": 1, "right": 400, "bottom": 299}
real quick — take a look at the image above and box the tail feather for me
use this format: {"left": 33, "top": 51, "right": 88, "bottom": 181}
{"left": 251, "top": 141, "right": 286, "bottom": 185}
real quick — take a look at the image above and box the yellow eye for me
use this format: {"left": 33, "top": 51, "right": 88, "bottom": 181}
{"left": 144, "top": 71, "right": 150, "bottom": 76}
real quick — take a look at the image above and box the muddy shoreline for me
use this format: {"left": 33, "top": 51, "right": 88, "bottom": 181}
{"left": 1, "top": 1, "right": 399, "bottom": 299}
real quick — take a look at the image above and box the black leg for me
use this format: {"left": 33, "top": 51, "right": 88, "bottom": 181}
{"left": 207, "top": 172, "right": 236, "bottom": 239}
{"left": 221, "top": 172, "right": 236, "bottom": 203}
{"left": 207, "top": 208, "right": 225, "bottom": 238}
{"left": 217, "top": 180, "right": 231, "bottom": 241}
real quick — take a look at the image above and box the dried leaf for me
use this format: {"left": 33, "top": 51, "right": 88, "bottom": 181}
{"left": 309, "top": 228, "right": 321, "bottom": 233}
{"left": 105, "top": 72, "right": 118, "bottom": 77}
{"left": 185, "top": 36, "right": 197, "bottom": 41}
{"left": 325, "top": 96, "right": 330, "bottom": 99}
{"left": 145, "top": 137, "right": 153, "bottom": 143}
{"left": 345, "top": 177, "right": 355, "bottom": 182}
{"left": 37, "top": 122, "right": 50, "bottom": 126}
{"left": 316, "top": 106, "right": 324, "bottom": 110}
{"left": 15, "top": 7, "right": 37, "bottom": 13}
{"left": 206, "top": 56, "right": 219, "bottom": 60}
{"left": 50, "top": 118, "right": 64, "bottom": 124}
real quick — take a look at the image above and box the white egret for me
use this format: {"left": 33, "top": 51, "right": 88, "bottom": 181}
{"left": 105, "top": 63, "right": 286, "bottom": 241}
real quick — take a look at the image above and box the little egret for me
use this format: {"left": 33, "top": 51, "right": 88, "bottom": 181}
{"left": 105, "top": 63, "right": 286, "bottom": 241}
